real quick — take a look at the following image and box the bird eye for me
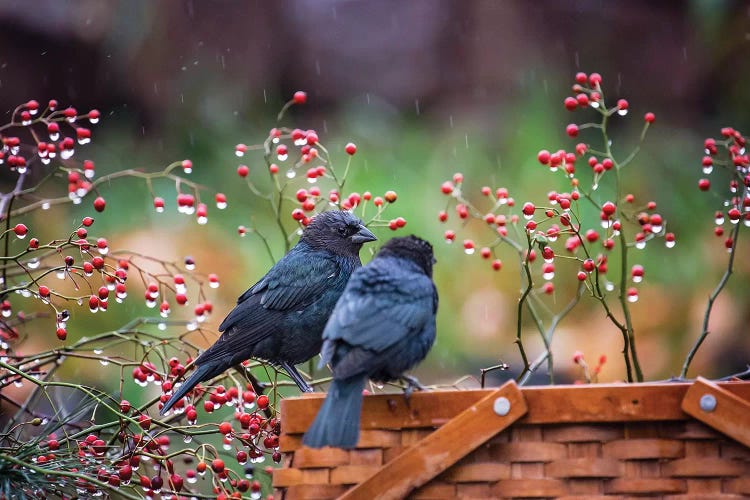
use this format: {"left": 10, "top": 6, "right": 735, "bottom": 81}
{"left": 337, "top": 226, "right": 348, "bottom": 236}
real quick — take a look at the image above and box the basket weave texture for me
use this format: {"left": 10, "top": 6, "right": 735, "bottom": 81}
{"left": 275, "top": 380, "right": 750, "bottom": 499}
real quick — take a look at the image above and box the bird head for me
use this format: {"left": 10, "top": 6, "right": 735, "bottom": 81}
{"left": 378, "top": 235, "right": 435, "bottom": 276}
{"left": 301, "top": 211, "right": 377, "bottom": 255}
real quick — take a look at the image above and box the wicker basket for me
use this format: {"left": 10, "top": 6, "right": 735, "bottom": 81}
{"left": 275, "top": 378, "right": 750, "bottom": 499}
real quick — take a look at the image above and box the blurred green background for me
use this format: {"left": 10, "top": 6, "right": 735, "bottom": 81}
{"left": 1, "top": 0, "right": 749, "bottom": 399}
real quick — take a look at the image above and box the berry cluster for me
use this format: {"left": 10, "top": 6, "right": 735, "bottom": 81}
{"left": 231, "top": 91, "right": 403, "bottom": 260}
{"left": 0, "top": 91, "right": 412, "bottom": 499}
{"left": 438, "top": 72, "right": 668, "bottom": 383}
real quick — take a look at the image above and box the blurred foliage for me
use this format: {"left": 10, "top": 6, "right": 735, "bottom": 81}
{"left": 1, "top": 0, "right": 749, "bottom": 397}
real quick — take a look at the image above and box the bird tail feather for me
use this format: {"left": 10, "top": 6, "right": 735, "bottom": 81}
{"left": 303, "top": 375, "right": 366, "bottom": 449}
{"left": 159, "top": 364, "right": 214, "bottom": 415}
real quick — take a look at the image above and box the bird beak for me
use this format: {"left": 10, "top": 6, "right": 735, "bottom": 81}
{"left": 351, "top": 225, "right": 377, "bottom": 243}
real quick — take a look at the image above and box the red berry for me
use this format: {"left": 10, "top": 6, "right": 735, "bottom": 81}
{"left": 574, "top": 72, "right": 587, "bottom": 84}
{"left": 644, "top": 112, "right": 655, "bottom": 123}
{"left": 257, "top": 394, "right": 269, "bottom": 409}
{"left": 566, "top": 124, "right": 579, "bottom": 137}
{"left": 601, "top": 201, "right": 616, "bottom": 216}
{"left": 564, "top": 97, "right": 577, "bottom": 111}
{"left": 237, "top": 165, "right": 249, "bottom": 177}
{"left": 93, "top": 196, "right": 106, "bottom": 212}
{"left": 537, "top": 150, "right": 551, "bottom": 165}
{"left": 440, "top": 181, "right": 454, "bottom": 195}
{"left": 211, "top": 458, "right": 225, "bottom": 473}
{"left": 522, "top": 202, "right": 535, "bottom": 216}
{"left": 589, "top": 73, "right": 602, "bottom": 86}
{"left": 13, "top": 224, "right": 28, "bottom": 237}
{"left": 698, "top": 178, "right": 710, "bottom": 191}
{"left": 576, "top": 93, "right": 589, "bottom": 107}
{"left": 345, "top": 142, "right": 357, "bottom": 155}
{"left": 292, "top": 91, "right": 307, "bottom": 104}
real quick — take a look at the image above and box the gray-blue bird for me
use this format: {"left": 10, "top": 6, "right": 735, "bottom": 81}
{"left": 303, "top": 235, "right": 437, "bottom": 448}
{"left": 160, "top": 211, "right": 376, "bottom": 415}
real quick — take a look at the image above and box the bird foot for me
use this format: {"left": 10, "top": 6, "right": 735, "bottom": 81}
{"left": 401, "top": 374, "right": 427, "bottom": 404}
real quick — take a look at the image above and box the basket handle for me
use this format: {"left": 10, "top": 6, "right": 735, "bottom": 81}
{"left": 681, "top": 376, "right": 750, "bottom": 449}
{"left": 338, "top": 380, "right": 527, "bottom": 500}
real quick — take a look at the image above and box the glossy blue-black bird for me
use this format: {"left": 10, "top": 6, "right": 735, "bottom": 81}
{"left": 160, "top": 211, "right": 376, "bottom": 415}
{"left": 303, "top": 235, "right": 437, "bottom": 448}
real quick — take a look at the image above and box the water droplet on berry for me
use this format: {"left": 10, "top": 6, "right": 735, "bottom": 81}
{"left": 627, "top": 293, "right": 638, "bottom": 302}
{"left": 183, "top": 434, "right": 192, "bottom": 443}
{"left": 197, "top": 215, "right": 208, "bottom": 225}
{"left": 543, "top": 271, "right": 554, "bottom": 280}
{"left": 60, "top": 149, "right": 74, "bottom": 160}
{"left": 41, "top": 157, "right": 51, "bottom": 165}
{"left": 652, "top": 224, "right": 663, "bottom": 234}
{"left": 17, "top": 166, "right": 27, "bottom": 174}
{"left": 216, "top": 201, "right": 227, "bottom": 209}
{"left": 617, "top": 109, "right": 628, "bottom": 116}
{"left": 702, "top": 165, "right": 713, "bottom": 175}
{"left": 187, "top": 321, "right": 198, "bottom": 331}
{"left": 49, "top": 132, "right": 59, "bottom": 141}
{"left": 278, "top": 153, "right": 288, "bottom": 161}
{"left": 464, "top": 247, "right": 475, "bottom": 255}
{"left": 27, "top": 258, "right": 40, "bottom": 269}
{"left": 100, "top": 357, "right": 110, "bottom": 366}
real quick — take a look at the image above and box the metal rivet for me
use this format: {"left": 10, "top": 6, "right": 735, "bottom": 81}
{"left": 493, "top": 396, "right": 511, "bottom": 416}
{"left": 699, "top": 394, "right": 717, "bottom": 412}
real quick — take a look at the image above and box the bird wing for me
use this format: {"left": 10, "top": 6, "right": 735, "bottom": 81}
{"left": 219, "top": 249, "right": 342, "bottom": 333}
{"left": 322, "top": 260, "right": 435, "bottom": 358}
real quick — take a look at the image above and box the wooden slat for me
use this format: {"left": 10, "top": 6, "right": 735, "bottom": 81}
{"left": 681, "top": 377, "right": 750, "bottom": 449}
{"left": 661, "top": 457, "right": 745, "bottom": 477}
{"left": 490, "top": 479, "right": 567, "bottom": 497}
{"left": 604, "top": 478, "right": 686, "bottom": 494}
{"left": 602, "top": 438, "right": 684, "bottom": 459}
{"left": 280, "top": 382, "right": 750, "bottom": 435}
{"left": 545, "top": 458, "right": 622, "bottom": 478}
{"left": 337, "top": 380, "right": 527, "bottom": 500}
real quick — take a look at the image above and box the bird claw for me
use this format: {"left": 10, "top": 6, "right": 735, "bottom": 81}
{"left": 401, "top": 374, "right": 426, "bottom": 404}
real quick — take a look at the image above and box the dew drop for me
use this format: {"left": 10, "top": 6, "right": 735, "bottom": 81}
{"left": 307, "top": 177, "right": 317, "bottom": 184}
{"left": 183, "top": 434, "right": 192, "bottom": 443}
{"left": 617, "top": 109, "right": 628, "bottom": 116}
{"left": 27, "top": 258, "right": 40, "bottom": 269}
{"left": 17, "top": 167, "right": 27, "bottom": 174}
{"left": 635, "top": 241, "right": 646, "bottom": 249}
{"left": 591, "top": 101, "right": 600, "bottom": 109}
{"left": 628, "top": 293, "right": 638, "bottom": 302}
{"left": 464, "top": 248, "right": 475, "bottom": 255}
{"left": 60, "top": 149, "right": 74, "bottom": 160}
{"left": 633, "top": 276, "right": 643, "bottom": 283}
{"left": 22, "top": 119, "right": 32, "bottom": 126}
{"left": 57, "top": 271, "right": 66, "bottom": 280}
{"left": 652, "top": 225, "right": 663, "bottom": 234}
{"left": 702, "top": 165, "right": 713, "bottom": 175}
{"left": 605, "top": 281, "right": 615, "bottom": 292}
{"left": 77, "top": 138, "right": 91, "bottom": 145}
{"left": 285, "top": 168, "right": 296, "bottom": 179}
{"left": 592, "top": 182, "right": 599, "bottom": 191}
{"left": 543, "top": 271, "right": 554, "bottom": 280}
{"left": 49, "top": 132, "right": 60, "bottom": 141}
{"left": 41, "top": 158, "right": 51, "bottom": 165}
{"left": 197, "top": 216, "right": 208, "bottom": 225}
{"left": 666, "top": 240, "right": 676, "bottom": 248}
{"left": 278, "top": 153, "right": 288, "bottom": 161}
{"left": 216, "top": 201, "right": 227, "bottom": 209}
